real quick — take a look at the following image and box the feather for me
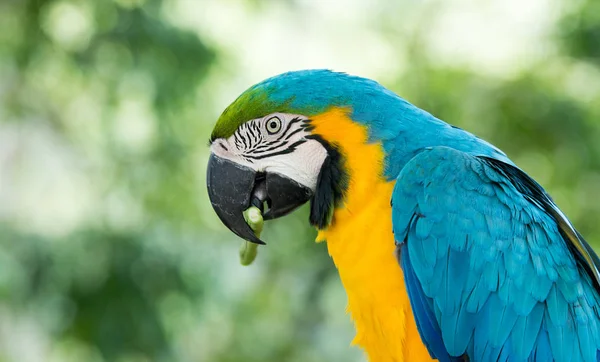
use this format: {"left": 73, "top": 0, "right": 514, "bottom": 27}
{"left": 400, "top": 244, "right": 452, "bottom": 362}
{"left": 392, "top": 147, "right": 600, "bottom": 362}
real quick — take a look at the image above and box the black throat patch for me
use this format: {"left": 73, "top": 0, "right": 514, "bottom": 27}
{"left": 305, "top": 135, "right": 349, "bottom": 230}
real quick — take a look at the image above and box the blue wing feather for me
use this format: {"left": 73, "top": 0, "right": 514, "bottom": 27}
{"left": 392, "top": 146, "right": 600, "bottom": 362}
{"left": 400, "top": 243, "right": 455, "bottom": 362}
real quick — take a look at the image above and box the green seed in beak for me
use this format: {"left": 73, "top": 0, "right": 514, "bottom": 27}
{"left": 239, "top": 206, "right": 263, "bottom": 265}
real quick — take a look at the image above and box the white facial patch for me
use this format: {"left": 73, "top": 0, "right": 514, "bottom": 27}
{"left": 210, "top": 113, "right": 328, "bottom": 191}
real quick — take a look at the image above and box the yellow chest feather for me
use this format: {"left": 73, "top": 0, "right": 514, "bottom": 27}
{"left": 311, "top": 109, "right": 434, "bottom": 362}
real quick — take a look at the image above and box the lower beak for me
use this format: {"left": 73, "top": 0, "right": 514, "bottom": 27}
{"left": 206, "top": 154, "right": 312, "bottom": 244}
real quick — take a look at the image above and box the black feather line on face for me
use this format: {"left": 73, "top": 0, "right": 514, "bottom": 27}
{"left": 247, "top": 123, "right": 258, "bottom": 145}
{"left": 274, "top": 117, "right": 302, "bottom": 142}
{"left": 283, "top": 127, "right": 303, "bottom": 141}
{"left": 238, "top": 129, "right": 249, "bottom": 149}
{"left": 252, "top": 139, "right": 281, "bottom": 151}
{"left": 250, "top": 118, "right": 305, "bottom": 153}
{"left": 306, "top": 135, "right": 348, "bottom": 230}
{"left": 244, "top": 139, "right": 307, "bottom": 160}
{"left": 250, "top": 140, "right": 288, "bottom": 155}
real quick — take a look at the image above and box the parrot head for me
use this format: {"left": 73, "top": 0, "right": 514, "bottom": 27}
{"left": 206, "top": 69, "right": 508, "bottom": 245}
{"left": 206, "top": 69, "right": 374, "bottom": 244}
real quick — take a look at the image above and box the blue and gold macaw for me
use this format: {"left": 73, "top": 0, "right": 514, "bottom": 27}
{"left": 206, "top": 70, "right": 600, "bottom": 362}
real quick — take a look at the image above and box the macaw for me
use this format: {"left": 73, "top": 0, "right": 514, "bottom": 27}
{"left": 206, "top": 69, "right": 600, "bottom": 362}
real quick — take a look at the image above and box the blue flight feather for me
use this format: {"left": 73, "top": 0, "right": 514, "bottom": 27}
{"left": 392, "top": 146, "right": 600, "bottom": 362}
{"left": 400, "top": 243, "right": 456, "bottom": 362}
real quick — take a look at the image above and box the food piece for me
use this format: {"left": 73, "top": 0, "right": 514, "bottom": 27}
{"left": 239, "top": 206, "right": 263, "bottom": 265}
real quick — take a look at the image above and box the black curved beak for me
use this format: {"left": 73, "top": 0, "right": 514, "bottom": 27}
{"left": 206, "top": 154, "right": 312, "bottom": 244}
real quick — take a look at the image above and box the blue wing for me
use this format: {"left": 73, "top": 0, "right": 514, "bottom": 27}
{"left": 392, "top": 146, "right": 600, "bottom": 362}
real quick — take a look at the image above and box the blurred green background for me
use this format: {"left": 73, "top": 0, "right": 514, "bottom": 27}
{"left": 1, "top": 0, "right": 600, "bottom": 361}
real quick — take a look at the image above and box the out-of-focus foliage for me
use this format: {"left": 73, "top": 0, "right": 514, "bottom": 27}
{"left": 1, "top": 0, "right": 599, "bottom": 361}
{"left": 0, "top": 1, "right": 352, "bottom": 361}
{"left": 559, "top": 0, "right": 600, "bottom": 64}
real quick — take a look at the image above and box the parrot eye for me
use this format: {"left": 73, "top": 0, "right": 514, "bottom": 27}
{"left": 265, "top": 116, "right": 282, "bottom": 135}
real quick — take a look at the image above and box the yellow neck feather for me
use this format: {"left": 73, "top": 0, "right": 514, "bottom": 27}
{"left": 310, "top": 108, "right": 434, "bottom": 362}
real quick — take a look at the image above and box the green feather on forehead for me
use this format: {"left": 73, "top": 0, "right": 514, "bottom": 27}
{"left": 210, "top": 69, "right": 390, "bottom": 142}
{"left": 210, "top": 86, "right": 296, "bottom": 141}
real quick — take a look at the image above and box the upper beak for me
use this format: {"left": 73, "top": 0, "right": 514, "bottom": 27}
{"left": 206, "top": 154, "right": 313, "bottom": 244}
